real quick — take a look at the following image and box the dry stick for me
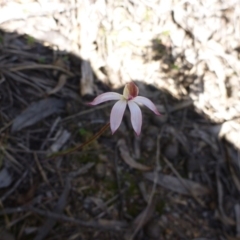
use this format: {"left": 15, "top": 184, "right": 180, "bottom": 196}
{"left": 62, "top": 102, "right": 112, "bottom": 122}
{"left": 216, "top": 140, "right": 236, "bottom": 226}
{"left": 235, "top": 204, "right": 240, "bottom": 237}
{"left": 162, "top": 156, "right": 205, "bottom": 207}
{"left": 0, "top": 200, "right": 10, "bottom": 228}
{"left": 31, "top": 124, "right": 110, "bottom": 238}
{"left": 40, "top": 117, "right": 61, "bottom": 150}
{"left": 0, "top": 120, "right": 13, "bottom": 134}
{"left": 215, "top": 164, "right": 235, "bottom": 226}
{"left": 33, "top": 152, "right": 59, "bottom": 199}
{"left": 34, "top": 176, "right": 71, "bottom": 240}
{"left": 34, "top": 162, "right": 95, "bottom": 240}
{"left": 33, "top": 153, "right": 49, "bottom": 184}
{"left": 9, "top": 64, "right": 74, "bottom": 77}
{"left": 129, "top": 131, "right": 162, "bottom": 240}
{"left": 8, "top": 212, "right": 32, "bottom": 228}
{"left": 114, "top": 145, "right": 124, "bottom": 219}
{"left": 0, "top": 170, "right": 28, "bottom": 202}
{"left": 0, "top": 207, "right": 127, "bottom": 231}
{"left": 95, "top": 188, "right": 128, "bottom": 219}
{"left": 0, "top": 147, "right": 23, "bottom": 172}
{"left": 46, "top": 122, "right": 110, "bottom": 160}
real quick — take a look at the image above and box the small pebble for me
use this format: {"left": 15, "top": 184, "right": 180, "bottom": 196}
{"left": 95, "top": 163, "right": 106, "bottom": 179}
{"left": 152, "top": 113, "right": 168, "bottom": 126}
{"left": 142, "top": 136, "right": 156, "bottom": 152}
{"left": 163, "top": 138, "right": 179, "bottom": 160}
{"left": 144, "top": 219, "right": 161, "bottom": 239}
{"left": 147, "top": 126, "right": 159, "bottom": 136}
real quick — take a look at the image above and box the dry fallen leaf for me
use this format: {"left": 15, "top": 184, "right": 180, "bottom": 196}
{"left": 48, "top": 129, "right": 71, "bottom": 153}
{"left": 125, "top": 198, "right": 156, "bottom": 240}
{"left": 11, "top": 98, "right": 65, "bottom": 132}
{"left": 144, "top": 172, "right": 210, "bottom": 196}
{"left": 47, "top": 74, "right": 67, "bottom": 95}
{"left": 118, "top": 139, "right": 152, "bottom": 171}
{"left": 0, "top": 168, "right": 12, "bottom": 188}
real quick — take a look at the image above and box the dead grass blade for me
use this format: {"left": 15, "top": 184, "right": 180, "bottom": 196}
{"left": 132, "top": 198, "right": 156, "bottom": 229}
{"left": 0, "top": 120, "right": 13, "bottom": 134}
{"left": 117, "top": 139, "right": 152, "bottom": 171}
{"left": 47, "top": 74, "right": 67, "bottom": 95}
{"left": 216, "top": 166, "right": 236, "bottom": 226}
{"left": 225, "top": 146, "right": 240, "bottom": 192}
{"left": 127, "top": 131, "right": 162, "bottom": 240}
{"left": 125, "top": 199, "right": 156, "bottom": 240}
{"left": 235, "top": 204, "right": 240, "bottom": 238}
{"left": 34, "top": 178, "right": 70, "bottom": 240}
{"left": 0, "top": 170, "right": 28, "bottom": 202}
{"left": 0, "top": 206, "right": 127, "bottom": 232}
{"left": 0, "top": 148, "right": 23, "bottom": 172}
{"left": 34, "top": 163, "right": 95, "bottom": 240}
{"left": 161, "top": 156, "right": 207, "bottom": 207}
{"left": 33, "top": 153, "right": 49, "bottom": 184}
{"left": 9, "top": 64, "right": 74, "bottom": 77}
{"left": 48, "top": 129, "right": 71, "bottom": 154}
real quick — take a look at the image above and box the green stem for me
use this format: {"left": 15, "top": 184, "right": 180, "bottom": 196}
{"left": 47, "top": 122, "right": 110, "bottom": 159}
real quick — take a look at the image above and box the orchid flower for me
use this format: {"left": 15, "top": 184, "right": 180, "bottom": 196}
{"left": 89, "top": 82, "right": 160, "bottom": 135}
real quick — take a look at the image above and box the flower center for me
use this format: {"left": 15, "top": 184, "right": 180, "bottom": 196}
{"left": 123, "top": 82, "right": 139, "bottom": 100}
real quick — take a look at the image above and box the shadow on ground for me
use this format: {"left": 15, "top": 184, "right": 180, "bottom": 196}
{"left": 0, "top": 29, "right": 239, "bottom": 240}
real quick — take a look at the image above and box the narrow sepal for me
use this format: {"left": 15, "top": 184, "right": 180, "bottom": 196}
{"left": 110, "top": 100, "right": 127, "bottom": 134}
{"left": 89, "top": 92, "right": 122, "bottom": 105}
{"left": 133, "top": 96, "right": 160, "bottom": 115}
{"left": 128, "top": 101, "right": 142, "bottom": 135}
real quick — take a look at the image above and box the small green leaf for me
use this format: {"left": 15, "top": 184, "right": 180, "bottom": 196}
{"left": 79, "top": 128, "right": 88, "bottom": 136}
{"left": 62, "top": 55, "right": 69, "bottom": 61}
{"left": 162, "top": 30, "right": 170, "bottom": 36}
{"left": 171, "top": 64, "right": 179, "bottom": 70}
{"left": 38, "top": 57, "right": 46, "bottom": 63}
{"left": 27, "top": 35, "right": 35, "bottom": 45}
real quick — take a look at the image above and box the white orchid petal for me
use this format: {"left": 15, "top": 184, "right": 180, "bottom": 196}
{"left": 110, "top": 100, "right": 127, "bottom": 134}
{"left": 89, "top": 92, "right": 122, "bottom": 105}
{"left": 128, "top": 101, "right": 142, "bottom": 136}
{"left": 133, "top": 96, "right": 160, "bottom": 115}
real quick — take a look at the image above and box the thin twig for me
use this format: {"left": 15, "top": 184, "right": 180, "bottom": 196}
{"left": 8, "top": 64, "right": 74, "bottom": 77}
{"left": 129, "top": 131, "right": 162, "bottom": 240}
{"left": 46, "top": 122, "right": 110, "bottom": 159}
{"left": 114, "top": 145, "right": 124, "bottom": 219}
{"left": 33, "top": 153, "right": 49, "bottom": 184}
{"left": 0, "top": 170, "right": 28, "bottom": 202}
{"left": 62, "top": 102, "right": 112, "bottom": 122}
{"left": 0, "top": 120, "right": 13, "bottom": 134}
{"left": 162, "top": 156, "right": 205, "bottom": 207}
{"left": 34, "top": 162, "right": 95, "bottom": 240}
{"left": 0, "top": 207, "right": 127, "bottom": 231}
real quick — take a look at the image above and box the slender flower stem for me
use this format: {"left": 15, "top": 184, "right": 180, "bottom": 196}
{"left": 47, "top": 122, "right": 110, "bottom": 159}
